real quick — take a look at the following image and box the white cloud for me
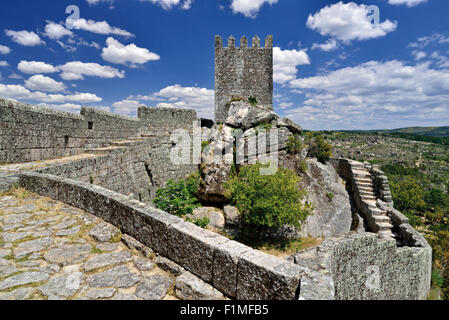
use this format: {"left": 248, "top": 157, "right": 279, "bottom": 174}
{"left": 18, "top": 60, "right": 123, "bottom": 80}
{"left": 86, "top": 0, "right": 115, "bottom": 5}
{"left": 25, "top": 75, "right": 66, "bottom": 92}
{"left": 0, "top": 61, "right": 8, "bottom": 67}
{"left": 388, "top": 0, "right": 428, "bottom": 7}
{"left": 181, "top": 0, "right": 193, "bottom": 10}
{"left": 0, "top": 83, "right": 102, "bottom": 104}
{"left": 430, "top": 51, "right": 449, "bottom": 68}
{"left": 230, "top": 0, "right": 278, "bottom": 18}
{"left": 112, "top": 99, "right": 141, "bottom": 115}
{"left": 18, "top": 61, "right": 58, "bottom": 74}
{"left": 101, "top": 37, "right": 160, "bottom": 66}
{"left": 56, "top": 37, "right": 101, "bottom": 52}
{"left": 287, "top": 60, "right": 449, "bottom": 129}
{"left": 311, "top": 38, "right": 339, "bottom": 52}
{"left": 57, "top": 61, "right": 125, "bottom": 80}
{"left": 412, "top": 50, "right": 426, "bottom": 61}
{"left": 72, "top": 18, "right": 134, "bottom": 37}
{"left": 139, "top": 0, "right": 193, "bottom": 10}
{"left": 409, "top": 33, "right": 449, "bottom": 49}
{"left": 273, "top": 47, "right": 310, "bottom": 84}
{"left": 38, "top": 102, "right": 83, "bottom": 113}
{"left": 0, "top": 45, "right": 10, "bottom": 54}
{"left": 129, "top": 84, "right": 214, "bottom": 118}
{"left": 306, "top": 2, "right": 397, "bottom": 42}
{"left": 66, "top": 93, "right": 103, "bottom": 103}
{"left": 5, "top": 30, "right": 45, "bottom": 46}
{"left": 278, "top": 102, "right": 293, "bottom": 109}
{"left": 9, "top": 73, "right": 22, "bottom": 79}
{"left": 44, "top": 21, "right": 73, "bottom": 40}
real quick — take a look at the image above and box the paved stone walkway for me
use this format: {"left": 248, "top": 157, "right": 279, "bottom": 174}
{"left": 0, "top": 153, "right": 100, "bottom": 174}
{"left": 0, "top": 189, "right": 181, "bottom": 300}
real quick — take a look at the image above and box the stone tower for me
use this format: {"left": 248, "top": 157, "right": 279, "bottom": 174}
{"left": 214, "top": 35, "right": 273, "bottom": 122}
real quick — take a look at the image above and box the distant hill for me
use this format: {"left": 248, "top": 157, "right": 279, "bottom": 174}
{"left": 382, "top": 126, "right": 449, "bottom": 138}
{"left": 321, "top": 126, "right": 449, "bottom": 138}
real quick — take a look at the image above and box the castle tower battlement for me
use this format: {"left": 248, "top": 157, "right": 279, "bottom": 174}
{"left": 214, "top": 35, "right": 273, "bottom": 122}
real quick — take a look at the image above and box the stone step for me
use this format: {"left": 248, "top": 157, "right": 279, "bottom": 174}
{"left": 358, "top": 186, "right": 374, "bottom": 192}
{"left": 361, "top": 195, "right": 376, "bottom": 201}
{"left": 352, "top": 170, "right": 371, "bottom": 179}
{"left": 378, "top": 230, "right": 394, "bottom": 240}
{"left": 363, "top": 200, "right": 377, "bottom": 208}
{"left": 354, "top": 177, "right": 372, "bottom": 183}
{"left": 85, "top": 144, "right": 100, "bottom": 149}
{"left": 348, "top": 161, "right": 364, "bottom": 168}
{"left": 392, "top": 232, "right": 401, "bottom": 239}
{"left": 356, "top": 184, "right": 374, "bottom": 190}
{"left": 359, "top": 190, "right": 375, "bottom": 197}
{"left": 370, "top": 208, "right": 386, "bottom": 216}
{"left": 378, "top": 222, "right": 393, "bottom": 231}
{"left": 110, "top": 141, "right": 135, "bottom": 147}
{"left": 374, "top": 215, "right": 390, "bottom": 223}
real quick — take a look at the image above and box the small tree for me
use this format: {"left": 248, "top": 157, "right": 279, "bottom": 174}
{"left": 224, "top": 163, "right": 313, "bottom": 235}
{"left": 306, "top": 134, "right": 332, "bottom": 163}
{"left": 153, "top": 173, "right": 201, "bottom": 217}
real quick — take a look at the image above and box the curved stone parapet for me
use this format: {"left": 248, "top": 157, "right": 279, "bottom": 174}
{"left": 291, "top": 233, "right": 432, "bottom": 300}
{"left": 17, "top": 171, "right": 335, "bottom": 300}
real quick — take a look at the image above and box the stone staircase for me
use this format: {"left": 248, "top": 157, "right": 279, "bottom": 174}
{"left": 84, "top": 136, "right": 146, "bottom": 154}
{"left": 349, "top": 161, "right": 394, "bottom": 240}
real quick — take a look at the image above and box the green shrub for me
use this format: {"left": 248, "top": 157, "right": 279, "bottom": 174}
{"left": 306, "top": 134, "right": 332, "bottom": 163}
{"left": 432, "top": 269, "right": 445, "bottom": 288}
{"left": 390, "top": 178, "right": 426, "bottom": 212}
{"left": 287, "top": 134, "right": 304, "bottom": 155}
{"left": 298, "top": 160, "right": 308, "bottom": 173}
{"left": 224, "top": 163, "right": 313, "bottom": 233}
{"left": 248, "top": 96, "right": 257, "bottom": 106}
{"left": 153, "top": 173, "right": 201, "bottom": 217}
{"left": 230, "top": 96, "right": 245, "bottom": 102}
{"left": 201, "top": 140, "right": 211, "bottom": 152}
{"left": 326, "top": 192, "right": 334, "bottom": 202}
{"left": 194, "top": 217, "right": 210, "bottom": 229}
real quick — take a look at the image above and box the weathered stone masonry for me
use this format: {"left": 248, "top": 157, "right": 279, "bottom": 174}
{"left": 0, "top": 99, "right": 198, "bottom": 202}
{"left": 215, "top": 35, "right": 273, "bottom": 123}
{"left": 18, "top": 172, "right": 334, "bottom": 300}
{"left": 0, "top": 98, "right": 197, "bottom": 164}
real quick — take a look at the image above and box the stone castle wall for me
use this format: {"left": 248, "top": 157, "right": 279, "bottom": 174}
{"left": 214, "top": 35, "right": 273, "bottom": 122}
{"left": 0, "top": 99, "right": 199, "bottom": 202}
{"left": 0, "top": 99, "right": 198, "bottom": 164}
{"left": 0, "top": 99, "right": 142, "bottom": 163}
{"left": 34, "top": 136, "right": 197, "bottom": 203}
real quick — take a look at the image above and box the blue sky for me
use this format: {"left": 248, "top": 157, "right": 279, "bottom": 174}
{"left": 0, "top": 0, "right": 448, "bottom": 130}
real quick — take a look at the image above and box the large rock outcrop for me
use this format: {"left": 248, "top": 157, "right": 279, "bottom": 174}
{"left": 200, "top": 100, "right": 354, "bottom": 240}
{"left": 296, "top": 159, "right": 354, "bottom": 238}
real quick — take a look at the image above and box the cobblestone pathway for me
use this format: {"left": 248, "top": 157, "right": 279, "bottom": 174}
{"left": 0, "top": 189, "right": 182, "bottom": 300}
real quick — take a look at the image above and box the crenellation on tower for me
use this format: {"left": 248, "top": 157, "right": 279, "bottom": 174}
{"left": 227, "top": 35, "right": 236, "bottom": 48}
{"left": 265, "top": 35, "right": 273, "bottom": 49}
{"left": 215, "top": 35, "right": 222, "bottom": 49}
{"left": 252, "top": 35, "right": 260, "bottom": 48}
{"left": 214, "top": 34, "right": 273, "bottom": 122}
{"left": 240, "top": 36, "right": 248, "bottom": 48}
